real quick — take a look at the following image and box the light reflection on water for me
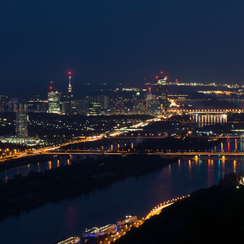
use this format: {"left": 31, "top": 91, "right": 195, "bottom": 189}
{"left": 0, "top": 157, "right": 244, "bottom": 244}
{"left": 0, "top": 158, "right": 71, "bottom": 182}
{"left": 1, "top": 139, "right": 244, "bottom": 243}
{"left": 0, "top": 139, "right": 143, "bottom": 182}
{"left": 1, "top": 138, "right": 244, "bottom": 183}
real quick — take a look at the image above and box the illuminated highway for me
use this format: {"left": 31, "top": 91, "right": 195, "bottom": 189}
{"left": 0, "top": 117, "right": 159, "bottom": 162}
{"left": 1, "top": 113, "right": 241, "bottom": 162}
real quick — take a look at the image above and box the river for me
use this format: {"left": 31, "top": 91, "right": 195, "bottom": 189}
{"left": 0, "top": 154, "right": 243, "bottom": 243}
{"left": 1, "top": 138, "right": 243, "bottom": 182}
{"left": 0, "top": 139, "right": 142, "bottom": 182}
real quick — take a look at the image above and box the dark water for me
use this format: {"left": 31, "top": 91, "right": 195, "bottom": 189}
{"left": 0, "top": 155, "right": 243, "bottom": 244}
{"left": 0, "top": 139, "right": 142, "bottom": 182}
{"left": 1, "top": 138, "right": 242, "bottom": 182}
{"left": 1, "top": 137, "right": 242, "bottom": 182}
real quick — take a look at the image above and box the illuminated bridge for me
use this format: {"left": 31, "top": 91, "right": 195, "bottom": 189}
{"left": 168, "top": 108, "right": 244, "bottom": 114}
{"left": 42, "top": 150, "right": 244, "bottom": 157}
{"left": 173, "top": 98, "right": 244, "bottom": 102}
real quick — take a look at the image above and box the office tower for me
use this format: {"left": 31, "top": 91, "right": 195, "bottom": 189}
{"left": 48, "top": 91, "right": 61, "bottom": 113}
{"left": 0, "top": 96, "right": 7, "bottom": 112}
{"left": 88, "top": 101, "right": 101, "bottom": 115}
{"left": 156, "top": 77, "right": 168, "bottom": 113}
{"left": 97, "top": 96, "right": 109, "bottom": 110}
{"left": 74, "top": 99, "right": 89, "bottom": 115}
{"left": 16, "top": 111, "right": 28, "bottom": 137}
{"left": 103, "top": 96, "right": 109, "bottom": 110}
{"left": 145, "top": 87, "right": 156, "bottom": 111}
{"left": 0, "top": 101, "right": 4, "bottom": 112}
{"left": 8, "top": 98, "right": 19, "bottom": 112}
{"left": 61, "top": 101, "right": 70, "bottom": 115}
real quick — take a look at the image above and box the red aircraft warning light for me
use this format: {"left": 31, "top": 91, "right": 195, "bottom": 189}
{"left": 68, "top": 71, "right": 72, "bottom": 75}
{"left": 156, "top": 76, "right": 158, "bottom": 79}
{"left": 49, "top": 86, "right": 53, "bottom": 90}
{"left": 161, "top": 71, "right": 163, "bottom": 74}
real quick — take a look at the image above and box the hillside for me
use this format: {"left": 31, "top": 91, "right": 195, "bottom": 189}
{"left": 115, "top": 185, "right": 244, "bottom": 244}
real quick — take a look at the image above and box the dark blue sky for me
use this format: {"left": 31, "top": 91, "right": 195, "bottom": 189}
{"left": 1, "top": 0, "right": 244, "bottom": 95}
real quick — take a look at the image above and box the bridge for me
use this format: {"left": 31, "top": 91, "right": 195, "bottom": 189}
{"left": 173, "top": 98, "right": 244, "bottom": 102}
{"left": 106, "top": 135, "right": 243, "bottom": 139}
{"left": 42, "top": 149, "right": 244, "bottom": 157}
{"left": 167, "top": 108, "right": 244, "bottom": 114}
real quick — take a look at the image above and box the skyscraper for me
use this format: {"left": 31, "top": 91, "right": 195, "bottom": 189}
{"left": 48, "top": 91, "right": 61, "bottom": 113}
{"left": 156, "top": 77, "right": 168, "bottom": 113}
{"left": 16, "top": 111, "right": 28, "bottom": 137}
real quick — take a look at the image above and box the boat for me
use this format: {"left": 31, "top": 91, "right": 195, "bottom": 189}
{"left": 52, "top": 236, "right": 81, "bottom": 244}
{"left": 83, "top": 224, "right": 117, "bottom": 239}
{"left": 116, "top": 215, "right": 137, "bottom": 227}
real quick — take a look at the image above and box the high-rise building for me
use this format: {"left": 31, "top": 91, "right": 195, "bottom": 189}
{"left": 156, "top": 77, "right": 168, "bottom": 113}
{"left": 61, "top": 101, "right": 70, "bottom": 115}
{"left": 103, "top": 96, "right": 109, "bottom": 110}
{"left": 97, "top": 96, "right": 109, "bottom": 110}
{"left": 48, "top": 91, "right": 61, "bottom": 113}
{"left": 88, "top": 101, "right": 101, "bottom": 115}
{"left": 8, "top": 98, "right": 19, "bottom": 112}
{"left": 145, "top": 87, "right": 157, "bottom": 112}
{"left": 16, "top": 111, "right": 28, "bottom": 137}
{"left": 74, "top": 99, "right": 89, "bottom": 115}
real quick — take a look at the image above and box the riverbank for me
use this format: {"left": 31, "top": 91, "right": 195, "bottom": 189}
{"left": 0, "top": 138, "right": 132, "bottom": 172}
{"left": 0, "top": 136, "right": 223, "bottom": 173}
{"left": 0, "top": 154, "right": 53, "bottom": 172}
{"left": 115, "top": 184, "right": 244, "bottom": 244}
{"left": 0, "top": 154, "right": 177, "bottom": 220}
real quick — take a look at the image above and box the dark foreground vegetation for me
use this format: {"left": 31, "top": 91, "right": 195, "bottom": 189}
{"left": 218, "top": 172, "right": 244, "bottom": 186}
{"left": 115, "top": 184, "right": 244, "bottom": 244}
{"left": 0, "top": 155, "right": 176, "bottom": 219}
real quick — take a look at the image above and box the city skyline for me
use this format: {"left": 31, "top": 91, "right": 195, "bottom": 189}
{"left": 1, "top": 1, "right": 244, "bottom": 96}
{"left": 1, "top": 1, "right": 244, "bottom": 243}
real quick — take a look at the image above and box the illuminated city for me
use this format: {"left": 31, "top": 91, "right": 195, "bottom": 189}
{"left": 1, "top": 1, "right": 244, "bottom": 244}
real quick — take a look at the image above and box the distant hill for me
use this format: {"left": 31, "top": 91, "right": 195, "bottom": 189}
{"left": 115, "top": 185, "right": 244, "bottom": 244}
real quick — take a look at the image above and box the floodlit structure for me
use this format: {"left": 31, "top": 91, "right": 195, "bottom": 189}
{"left": 48, "top": 91, "right": 61, "bottom": 113}
{"left": 156, "top": 77, "right": 168, "bottom": 113}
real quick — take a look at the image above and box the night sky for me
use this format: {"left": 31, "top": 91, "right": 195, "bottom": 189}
{"left": 1, "top": 0, "right": 244, "bottom": 95}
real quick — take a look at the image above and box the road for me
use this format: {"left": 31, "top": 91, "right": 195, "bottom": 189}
{"left": 40, "top": 149, "right": 244, "bottom": 157}
{"left": 0, "top": 117, "right": 159, "bottom": 162}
